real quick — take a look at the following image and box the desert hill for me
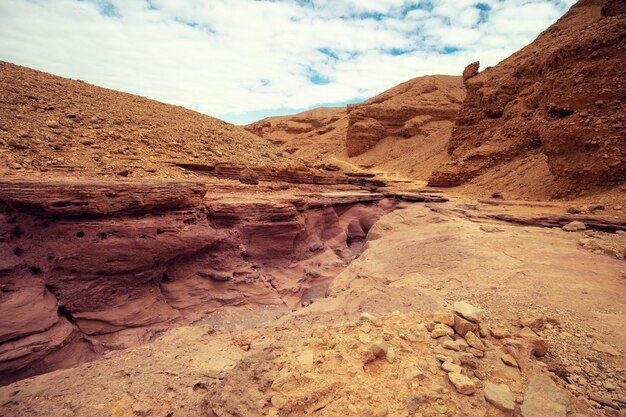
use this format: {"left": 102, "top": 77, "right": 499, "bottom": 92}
{"left": 246, "top": 75, "right": 465, "bottom": 180}
{"left": 428, "top": 0, "right": 626, "bottom": 198}
{"left": 0, "top": 61, "right": 330, "bottom": 182}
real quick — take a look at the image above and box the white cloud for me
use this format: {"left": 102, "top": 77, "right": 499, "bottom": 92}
{"left": 0, "top": 0, "right": 577, "bottom": 123}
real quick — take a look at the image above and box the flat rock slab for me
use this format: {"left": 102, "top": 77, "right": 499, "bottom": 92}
{"left": 0, "top": 178, "right": 207, "bottom": 217}
{"left": 521, "top": 376, "right": 570, "bottom": 417}
{"left": 484, "top": 383, "right": 515, "bottom": 411}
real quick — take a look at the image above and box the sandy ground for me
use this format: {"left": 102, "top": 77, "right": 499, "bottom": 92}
{"left": 1, "top": 190, "right": 624, "bottom": 417}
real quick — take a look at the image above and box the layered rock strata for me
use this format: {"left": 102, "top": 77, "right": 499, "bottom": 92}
{"left": 0, "top": 177, "right": 398, "bottom": 385}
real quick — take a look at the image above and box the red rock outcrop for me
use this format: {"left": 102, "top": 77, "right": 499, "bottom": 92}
{"left": 429, "top": 0, "right": 625, "bottom": 196}
{"left": 0, "top": 177, "right": 399, "bottom": 385}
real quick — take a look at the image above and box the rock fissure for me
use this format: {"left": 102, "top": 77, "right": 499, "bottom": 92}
{"left": 0, "top": 178, "right": 418, "bottom": 386}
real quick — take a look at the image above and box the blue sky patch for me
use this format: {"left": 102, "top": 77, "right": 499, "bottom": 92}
{"left": 476, "top": 2, "right": 491, "bottom": 24}
{"left": 318, "top": 47, "right": 339, "bottom": 60}
{"left": 442, "top": 46, "right": 460, "bottom": 54}
{"left": 79, "top": 0, "right": 120, "bottom": 17}
{"left": 310, "top": 73, "right": 330, "bottom": 85}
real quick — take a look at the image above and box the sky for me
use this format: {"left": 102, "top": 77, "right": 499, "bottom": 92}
{"left": 0, "top": 0, "right": 576, "bottom": 124}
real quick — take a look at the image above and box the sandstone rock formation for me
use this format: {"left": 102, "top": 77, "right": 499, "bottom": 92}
{"left": 0, "top": 177, "right": 400, "bottom": 385}
{"left": 0, "top": 193, "right": 624, "bottom": 416}
{"left": 429, "top": 0, "right": 625, "bottom": 197}
{"left": 246, "top": 75, "right": 465, "bottom": 180}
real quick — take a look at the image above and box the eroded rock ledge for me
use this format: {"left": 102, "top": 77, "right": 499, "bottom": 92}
{"left": 0, "top": 177, "right": 406, "bottom": 385}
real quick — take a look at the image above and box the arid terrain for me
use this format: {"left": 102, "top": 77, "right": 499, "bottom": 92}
{"left": 245, "top": 74, "right": 464, "bottom": 181}
{"left": 0, "top": 1, "right": 625, "bottom": 417}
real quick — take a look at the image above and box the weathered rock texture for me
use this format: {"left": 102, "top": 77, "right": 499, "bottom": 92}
{"left": 0, "top": 177, "right": 397, "bottom": 385}
{"left": 0, "top": 61, "right": 338, "bottom": 183}
{"left": 345, "top": 75, "right": 463, "bottom": 157}
{"left": 246, "top": 75, "right": 465, "bottom": 180}
{"left": 429, "top": 0, "right": 625, "bottom": 196}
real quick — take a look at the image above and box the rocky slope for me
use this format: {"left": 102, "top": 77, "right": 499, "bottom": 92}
{"left": 246, "top": 75, "right": 465, "bottom": 180}
{"left": 0, "top": 61, "right": 341, "bottom": 184}
{"left": 428, "top": 0, "right": 625, "bottom": 198}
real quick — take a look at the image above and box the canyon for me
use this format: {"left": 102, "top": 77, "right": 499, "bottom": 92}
{"left": 0, "top": 0, "right": 625, "bottom": 416}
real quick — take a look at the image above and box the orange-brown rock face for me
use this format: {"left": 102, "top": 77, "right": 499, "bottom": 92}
{"left": 246, "top": 76, "right": 465, "bottom": 181}
{"left": 429, "top": 0, "right": 625, "bottom": 196}
{"left": 244, "top": 107, "right": 349, "bottom": 162}
{"left": 0, "top": 177, "right": 397, "bottom": 385}
{"left": 346, "top": 75, "right": 464, "bottom": 157}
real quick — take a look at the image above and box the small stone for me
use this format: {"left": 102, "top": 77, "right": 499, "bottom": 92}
{"left": 271, "top": 394, "right": 288, "bottom": 409}
{"left": 459, "top": 354, "right": 478, "bottom": 369}
{"left": 359, "top": 406, "right": 374, "bottom": 417}
{"left": 468, "top": 347, "right": 484, "bottom": 358}
{"left": 452, "top": 301, "right": 482, "bottom": 322}
{"left": 563, "top": 221, "right": 586, "bottom": 232}
{"left": 360, "top": 312, "right": 382, "bottom": 327}
{"left": 385, "top": 347, "right": 396, "bottom": 363}
{"left": 436, "top": 354, "right": 450, "bottom": 363}
{"left": 79, "top": 137, "right": 95, "bottom": 145}
{"left": 45, "top": 119, "right": 60, "bottom": 128}
{"left": 465, "top": 331, "right": 486, "bottom": 351}
{"left": 567, "top": 206, "right": 583, "bottom": 214}
{"left": 441, "top": 361, "right": 463, "bottom": 374}
{"left": 453, "top": 315, "right": 478, "bottom": 337}
{"left": 447, "top": 372, "right": 476, "bottom": 395}
{"left": 431, "top": 324, "right": 454, "bottom": 338}
{"left": 369, "top": 341, "right": 388, "bottom": 359}
{"left": 403, "top": 365, "right": 424, "bottom": 381}
{"left": 272, "top": 372, "right": 297, "bottom": 391}
{"left": 484, "top": 383, "right": 515, "bottom": 411}
{"left": 406, "top": 396, "right": 422, "bottom": 414}
{"left": 520, "top": 314, "right": 545, "bottom": 332}
{"left": 443, "top": 340, "right": 461, "bottom": 351}
{"left": 9, "top": 162, "right": 23, "bottom": 170}
{"left": 501, "top": 353, "right": 519, "bottom": 368}
{"left": 518, "top": 327, "right": 548, "bottom": 357}
{"left": 17, "top": 129, "right": 30, "bottom": 138}
{"left": 239, "top": 168, "right": 259, "bottom": 185}
{"left": 433, "top": 311, "right": 455, "bottom": 326}
{"left": 117, "top": 169, "right": 130, "bottom": 177}
{"left": 490, "top": 327, "right": 508, "bottom": 339}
